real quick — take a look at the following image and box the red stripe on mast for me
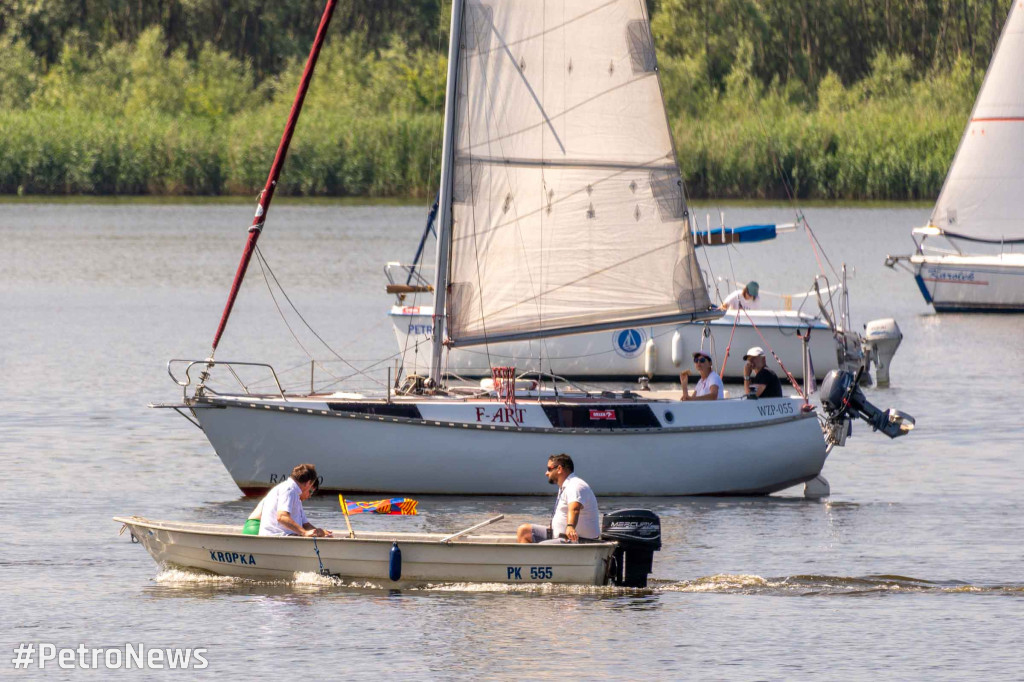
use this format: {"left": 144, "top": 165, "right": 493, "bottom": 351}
{"left": 211, "top": 0, "right": 338, "bottom": 353}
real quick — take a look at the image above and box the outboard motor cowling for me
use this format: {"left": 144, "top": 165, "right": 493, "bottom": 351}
{"left": 862, "top": 318, "right": 903, "bottom": 386}
{"left": 601, "top": 509, "right": 661, "bottom": 588}
{"left": 820, "top": 369, "right": 915, "bottom": 443}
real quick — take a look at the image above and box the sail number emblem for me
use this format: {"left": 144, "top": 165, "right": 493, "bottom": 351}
{"left": 612, "top": 328, "right": 647, "bottom": 358}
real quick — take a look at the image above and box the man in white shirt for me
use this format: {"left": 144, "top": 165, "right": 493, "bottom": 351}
{"left": 517, "top": 454, "right": 600, "bottom": 543}
{"left": 258, "top": 463, "right": 332, "bottom": 537}
{"left": 721, "top": 281, "right": 760, "bottom": 310}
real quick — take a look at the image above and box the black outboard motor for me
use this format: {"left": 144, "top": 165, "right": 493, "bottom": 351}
{"left": 819, "top": 369, "right": 915, "bottom": 442}
{"left": 601, "top": 509, "right": 661, "bottom": 588}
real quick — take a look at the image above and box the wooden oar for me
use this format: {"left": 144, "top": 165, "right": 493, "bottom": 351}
{"left": 338, "top": 494, "right": 356, "bottom": 538}
{"left": 439, "top": 515, "right": 504, "bottom": 544}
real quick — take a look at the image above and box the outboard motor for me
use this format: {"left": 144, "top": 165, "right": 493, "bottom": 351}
{"left": 601, "top": 509, "right": 661, "bottom": 588}
{"left": 820, "top": 369, "right": 915, "bottom": 445}
{"left": 862, "top": 318, "right": 903, "bottom": 386}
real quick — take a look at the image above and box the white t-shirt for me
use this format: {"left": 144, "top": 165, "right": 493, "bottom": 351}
{"left": 696, "top": 371, "right": 725, "bottom": 399}
{"left": 257, "top": 478, "right": 309, "bottom": 536}
{"left": 551, "top": 474, "right": 600, "bottom": 540}
{"left": 722, "top": 288, "right": 759, "bottom": 310}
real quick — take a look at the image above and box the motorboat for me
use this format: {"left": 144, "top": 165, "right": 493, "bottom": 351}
{"left": 115, "top": 509, "right": 663, "bottom": 588}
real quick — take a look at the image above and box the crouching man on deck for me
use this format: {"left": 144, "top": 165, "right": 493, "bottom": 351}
{"left": 517, "top": 454, "right": 600, "bottom": 544}
{"left": 258, "top": 463, "right": 332, "bottom": 537}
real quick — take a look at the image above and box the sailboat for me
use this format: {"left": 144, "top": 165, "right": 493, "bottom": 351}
{"left": 385, "top": 218, "right": 871, "bottom": 383}
{"left": 886, "top": 0, "right": 1024, "bottom": 311}
{"left": 157, "top": 0, "right": 912, "bottom": 497}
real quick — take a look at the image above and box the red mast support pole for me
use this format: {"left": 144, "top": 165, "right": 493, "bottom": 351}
{"left": 210, "top": 0, "right": 338, "bottom": 354}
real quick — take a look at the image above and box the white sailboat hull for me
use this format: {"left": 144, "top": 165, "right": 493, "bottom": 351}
{"left": 190, "top": 394, "right": 828, "bottom": 496}
{"left": 390, "top": 306, "right": 843, "bottom": 381}
{"left": 115, "top": 517, "right": 615, "bottom": 585}
{"left": 911, "top": 254, "right": 1024, "bottom": 312}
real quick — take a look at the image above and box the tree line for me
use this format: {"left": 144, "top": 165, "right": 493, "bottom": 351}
{"left": 0, "top": 0, "right": 1014, "bottom": 198}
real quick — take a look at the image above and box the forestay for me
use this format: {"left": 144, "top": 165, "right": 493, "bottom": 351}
{"left": 929, "top": 1, "right": 1024, "bottom": 244}
{"left": 445, "top": 0, "right": 712, "bottom": 346}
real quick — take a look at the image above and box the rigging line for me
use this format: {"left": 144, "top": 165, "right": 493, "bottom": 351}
{"left": 254, "top": 245, "right": 385, "bottom": 387}
{"left": 685, "top": 92, "right": 723, "bottom": 306}
{"left": 741, "top": 307, "right": 806, "bottom": 401}
{"left": 253, "top": 247, "right": 345, "bottom": 385}
{"left": 314, "top": 348, "right": 408, "bottom": 390}
{"left": 742, "top": 80, "right": 839, "bottom": 281}
{"left": 252, "top": 250, "right": 346, "bottom": 390}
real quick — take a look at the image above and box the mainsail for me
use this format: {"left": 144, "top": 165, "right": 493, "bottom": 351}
{"left": 930, "top": 0, "right": 1024, "bottom": 245}
{"left": 440, "top": 0, "right": 712, "bottom": 347}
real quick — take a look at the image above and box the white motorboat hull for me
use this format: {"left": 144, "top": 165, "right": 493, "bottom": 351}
{"left": 190, "top": 394, "right": 828, "bottom": 496}
{"left": 911, "top": 254, "right": 1024, "bottom": 312}
{"left": 115, "top": 517, "right": 615, "bottom": 585}
{"left": 390, "top": 305, "right": 843, "bottom": 381}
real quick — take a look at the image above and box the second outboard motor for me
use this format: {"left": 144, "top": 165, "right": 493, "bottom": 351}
{"left": 820, "top": 369, "right": 915, "bottom": 444}
{"left": 862, "top": 318, "right": 903, "bottom": 386}
{"left": 601, "top": 509, "right": 661, "bottom": 588}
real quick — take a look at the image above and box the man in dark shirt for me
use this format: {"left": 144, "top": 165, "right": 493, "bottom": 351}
{"left": 742, "top": 347, "right": 783, "bottom": 398}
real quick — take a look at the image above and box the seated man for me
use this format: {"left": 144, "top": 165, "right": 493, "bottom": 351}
{"left": 258, "top": 463, "right": 332, "bottom": 537}
{"left": 517, "top": 454, "right": 600, "bottom": 544}
{"left": 742, "top": 347, "right": 782, "bottom": 398}
{"left": 720, "top": 281, "right": 760, "bottom": 310}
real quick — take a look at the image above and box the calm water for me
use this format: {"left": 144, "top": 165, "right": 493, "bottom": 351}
{"left": 2, "top": 201, "right": 1022, "bottom": 678}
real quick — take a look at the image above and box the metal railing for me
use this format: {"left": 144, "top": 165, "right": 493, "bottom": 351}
{"left": 167, "top": 359, "right": 288, "bottom": 402}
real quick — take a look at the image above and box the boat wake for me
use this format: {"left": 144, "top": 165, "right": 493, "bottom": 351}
{"left": 657, "top": 574, "right": 1024, "bottom": 596}
{"left": 151, "top": 568, "right": 1023, "bottom": 596}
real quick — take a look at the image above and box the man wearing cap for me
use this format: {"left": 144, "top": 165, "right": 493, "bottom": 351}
{"left": 742, "top": 347, "right": 782, "bottom": 398}
{"left": 680, "top": 350, "right": 725, "bottom": 400}
{"left": 721, "top": 281, "right": 760, "bottom": 310}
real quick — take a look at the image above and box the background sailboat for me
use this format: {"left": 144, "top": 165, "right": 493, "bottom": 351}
{"left": 886, "top": 0, "right": 1024, "bottom": 312}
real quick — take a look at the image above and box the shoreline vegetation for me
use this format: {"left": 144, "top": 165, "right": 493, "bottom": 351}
{"left": 0, "top": 1, "right": 1008, "bottom": 200}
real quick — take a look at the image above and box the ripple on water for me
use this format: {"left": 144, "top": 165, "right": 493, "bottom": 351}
{"left": 657, "top": 574, "right": 1024, "bottom": 596}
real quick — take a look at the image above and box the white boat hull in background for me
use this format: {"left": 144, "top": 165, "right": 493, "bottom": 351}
{"left": 911, "top": 254, "right": 1024, "bottom": 312}
{"left": 390, "top": 306, "right": 845, "bottom": 381}
{"left": 191, "top": 394, "right": 828, "bottom": 496}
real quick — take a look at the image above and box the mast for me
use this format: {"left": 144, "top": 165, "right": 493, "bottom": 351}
{"left": 429, "top": 0, "right": 465, "bottom": 386}
{"left": 210, "top": 0, "right": 338, "bottom": 355}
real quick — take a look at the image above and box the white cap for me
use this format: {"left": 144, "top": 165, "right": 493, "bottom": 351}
{"left": 743, "top": 346, "right": 765, "bottom": 360}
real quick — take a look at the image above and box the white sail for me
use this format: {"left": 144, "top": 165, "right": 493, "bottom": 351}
{"left": 930, "top": 1, "right": 1024, "bottom": 243}
{"left": 444, "top": 0, "right": 711, "bottom": 345}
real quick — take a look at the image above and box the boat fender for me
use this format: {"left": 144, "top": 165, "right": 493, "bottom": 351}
{"left": 670, "top": 330, "right": 684, "bottom": 367}
{"left": 389, "top": 541, "right": 402, "bottom": 581}
{"left": 643, "top": 339, "right": 657, "bottom": 378}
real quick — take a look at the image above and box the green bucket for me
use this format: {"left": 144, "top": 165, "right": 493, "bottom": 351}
{"left": 242, "top": 518, "right": 260, "bottom": 535}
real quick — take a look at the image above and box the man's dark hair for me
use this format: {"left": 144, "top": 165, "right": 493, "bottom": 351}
{"left": 290, "top": 463, "right": 319, "bottom": 486}
{"left": 548, "top": 453, "right": 574, "bottom": 473}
